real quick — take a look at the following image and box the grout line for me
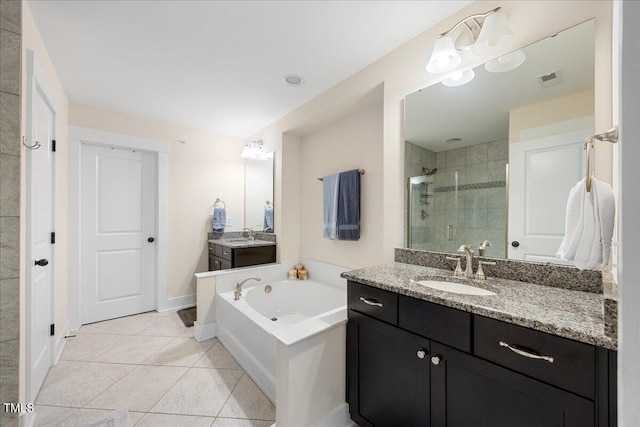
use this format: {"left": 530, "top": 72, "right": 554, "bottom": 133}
{"left": 215, "top": 372, "right": 245, "bottom": 418}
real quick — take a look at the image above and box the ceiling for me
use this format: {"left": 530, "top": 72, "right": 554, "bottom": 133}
{"left": 404, "top": 20, "right": 595, "bottom": 152}
{"left": 27, "top": 0, "right": 471, "bottom": 138}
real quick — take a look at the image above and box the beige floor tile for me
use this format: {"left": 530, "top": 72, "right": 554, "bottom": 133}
{"left": 85, "top": 365, "right": 188, "bottom": 412}
{"left": 194, "top": 342, "right": 241, "bottom": 370}
{"left": 60, "top": 408, "right": 143, "bottom": 427}
{"left": 75, "top": 317, "right": 127, "bottom": 334}
{"left": 179, "top": 327, "right": 195, "bottom": 338}
{"left": 138, "top": 316, "right": 188, "bottom": 337}
{"left": 135, "top": 413, "right": 214, "bottom": 427}
{"left": 35, "top": 362, "right": 136, "bottom": 408}
{"left": 218, "top": 374, "right": 275, "bottom": 421}
{"left": 98, "top": 315, "right": 163, "bottom": 335}
{"left": 150, "top": 368, "right": 243, "bottom": 417}
{"left": 32, "top": 405, "right": 77, "bottom": 426}
{"left": 141, "top": 337, "right": 215, "bottom": 367}
{"left": 60, "top": 334, "right": 130, "bottom": 361}
{"left": 212, "top": 418, "right": 274, "bottom": 427}
{"left": 94, "top": 335, "right": 174, "bottom": 364}
{"left": 40, "top": 361, "right": 89, "bottom": 391}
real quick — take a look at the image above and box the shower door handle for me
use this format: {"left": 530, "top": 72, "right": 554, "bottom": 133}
{"left": 447, "top": 225, "right": 455, "bottom": 241}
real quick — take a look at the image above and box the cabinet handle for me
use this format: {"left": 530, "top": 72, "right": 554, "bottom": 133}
{"left": 499, "top": 341, "right": 554, "bottom": 363}
{"left": 431, "top": 355, "right": 441, "bottom": 366}
{"left": 359, "top": 297, "right": 383, "bottom": 307}
{"left": 417, "top": 350, "right": 427, "bottom": 359}
{"left": 223, "top": 251, "right": 230, "bottom": 256}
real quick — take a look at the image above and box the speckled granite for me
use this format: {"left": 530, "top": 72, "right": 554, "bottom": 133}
{"left": 341, "top": 262, "right": 617, "bottom": 350}
{"left": 395, "top": 248, "right": 603, "bottom": 294}
{"left": 208, "top": 238, "right": 276, "bottom": 249}
{"left": 207, "top": 231, "right": 276, "bottom": 242}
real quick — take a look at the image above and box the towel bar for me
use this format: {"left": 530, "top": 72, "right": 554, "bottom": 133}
{"left": 318, "top": 169, "right": 365, "bottom": 181}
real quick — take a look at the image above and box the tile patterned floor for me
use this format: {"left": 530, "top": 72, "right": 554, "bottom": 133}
{"left": 34, "top": 309, "right": 275, "bottom": 427}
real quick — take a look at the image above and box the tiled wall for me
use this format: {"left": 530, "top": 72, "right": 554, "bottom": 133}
{"left": 406, "top": 140, "right": 508, "bottom": 258}
{"left": 0, "top": 1, "right": 21, "bottom": 425}
{"left": 404, "top": 142, "right": 436, "bottom": 248}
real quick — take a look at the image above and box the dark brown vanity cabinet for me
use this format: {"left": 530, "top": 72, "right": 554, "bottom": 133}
{"left": 208, "top": 243, "right": 275, "bottom": 271}
{"left": 347, "top": 281, "right": 616, "bottom": 427}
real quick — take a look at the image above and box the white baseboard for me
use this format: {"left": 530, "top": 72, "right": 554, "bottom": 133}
{"left": 312, "top": 403, "right": 355, "bottom": 427}
{"left": 193, "top": 321, "right": 216, "bottom": 342}
{"left": 54, "top": 320, "right": 70, "bottom": 364}
{"left": 159, "top": 294, "right": 196, "bottom": 312}
{"left": 20, "top": 411, "right": 36, "bottom": 427}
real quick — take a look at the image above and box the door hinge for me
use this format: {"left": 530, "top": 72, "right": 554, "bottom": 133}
{"left": 50, "top": 324, "right": 55, "bottom": 336}
{"left": 52, "top": 140, "right": 56, "bottom": 152}
{"left": 51, "top": 232, "right": 56, "bottom": 244}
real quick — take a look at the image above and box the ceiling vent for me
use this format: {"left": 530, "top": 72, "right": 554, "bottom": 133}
{"left": 537, "top": 69, "right": 564, "bottom": 89}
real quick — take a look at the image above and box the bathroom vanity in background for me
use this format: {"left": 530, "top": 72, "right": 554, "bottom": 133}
{"left": 343, "top": 260, "right": 617, "bottom": 427}
{"left": 208, "top": 239, "right": 276, "bottom": 271}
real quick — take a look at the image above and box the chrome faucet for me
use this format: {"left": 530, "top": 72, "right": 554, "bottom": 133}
{"left": 457, "top": 244, "right": 475, "bottom": 278}
{"left": 234, "top": 277, "right": 261, "bottom": 300}
{"left": 243, "top": 227, "right": 255, "bottom": 241}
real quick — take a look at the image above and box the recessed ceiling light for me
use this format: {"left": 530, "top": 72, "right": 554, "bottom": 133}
{"left": 283, "top": 74, "right": 305, "bottom": 86}
{"left": 446, "top": 138, "right": 462, "bottom": 144}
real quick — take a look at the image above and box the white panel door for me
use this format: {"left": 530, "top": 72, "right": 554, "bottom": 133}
{"left": 81, "top": 144, "right": 156, "bottom": 323}
{"left": 508, "top": 129, "right": 592, "bottom": 263}
{"left": 27, "top": 85, "right": 54, "bottom": 397}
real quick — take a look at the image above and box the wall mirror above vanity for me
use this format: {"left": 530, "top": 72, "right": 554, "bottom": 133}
{"left": 404, "top": 20, "right": 595, "bottom": 265}
{"left": 245, "top": 151, "right": 275, "bottom": 232}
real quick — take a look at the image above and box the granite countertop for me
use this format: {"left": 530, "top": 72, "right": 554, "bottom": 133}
{"left": 208, "top": 239, "right": 276, "bottom": 249}
{"left": 341, "top": 262, "right": 617, "bottom": 350}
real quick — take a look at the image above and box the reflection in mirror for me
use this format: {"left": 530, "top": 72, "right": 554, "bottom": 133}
{"left": 245, "top": 152, "right": 274, "bottom": 232}
{"left": 405, "top": 20, "right": 595, "bottom": 265}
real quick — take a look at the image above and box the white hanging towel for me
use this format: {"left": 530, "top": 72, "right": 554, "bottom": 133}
{"left": 322, "top": 173, "right": 340, "bottom": 239}
{"left": 556, "top": 177, "right": 615, "bottom": 270}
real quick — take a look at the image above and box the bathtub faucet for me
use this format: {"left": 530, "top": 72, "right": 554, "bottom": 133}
{"left": 234, "top": 277, "right": 261, "bottom": 300}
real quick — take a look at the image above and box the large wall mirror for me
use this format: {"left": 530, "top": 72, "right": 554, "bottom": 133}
{"left": 404, "top": 20, "right": 595, "bottom": 265}
{"left": 245, "top": 152, "right": 275, "bottom": 232}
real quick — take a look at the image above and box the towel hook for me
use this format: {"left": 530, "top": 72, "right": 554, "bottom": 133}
{"left": 584, "top": 126, "right": 619, "bottom": 193}
{"left": 22, "top": 136, "right": 41, "bottom": 150}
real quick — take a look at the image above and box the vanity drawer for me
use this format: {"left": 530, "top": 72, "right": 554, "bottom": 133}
{"left": 398, "top": 295, "right": 471, "bottom": 352}
{"left": 213, "top": 244, "right": 223, "bottom": 257}
{"left": 474, "top": 315, "right": 596, "bottom": 399}
{"left": 348, "top": 281, "right": 398, "bottom": 325}
{"left": 220, "top": 246, "right": 233, "bottom": 261}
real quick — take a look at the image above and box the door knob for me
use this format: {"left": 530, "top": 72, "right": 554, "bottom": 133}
{"left": 417, "top": 350, "right": 427, "bottom": 359}
{"left": 148, "top": 237, "right": 155, "bottom": 243}
{"left": 34, "top": 259, "right": 49, "bottom": 267}
{"left": 431, "top": 355, "right": 441, "bottom": 366}
{"left": 511, "top": 241, "right": 520, "bottom": 247}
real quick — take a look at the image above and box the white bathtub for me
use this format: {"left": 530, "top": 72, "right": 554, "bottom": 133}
{"left": 216, "top": 279, "right": 347, "bottom": 404}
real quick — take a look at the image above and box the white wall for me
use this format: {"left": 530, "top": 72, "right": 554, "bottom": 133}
{"left": 20, "top": 2, "right": 70, "bottom": 402}
{"left": 69, "top": 104, "right": 245, "bottom": 298}
{"left": 299, "top": 101, "right": 384, "bottom": 268}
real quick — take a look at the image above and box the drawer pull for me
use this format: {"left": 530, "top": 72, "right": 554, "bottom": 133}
{"left": 499, "top": 341, "right": 554, "bottom": 363}
{"left": 359, "top": 297, "right": 383, "bottom": 307}
{"left": 223, "top": 251, "right": 230, "bottom": 256}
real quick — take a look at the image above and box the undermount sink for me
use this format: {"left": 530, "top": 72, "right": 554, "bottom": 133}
{"left": 412, "top": 279, "right": 497, "bottom": 296}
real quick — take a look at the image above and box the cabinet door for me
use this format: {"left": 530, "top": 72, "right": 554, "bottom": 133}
{"left": 430, "top": 343, "right": 594, "bottom": 427}
{"left": 348, "top": 311, "right": 430, "bottom": 427}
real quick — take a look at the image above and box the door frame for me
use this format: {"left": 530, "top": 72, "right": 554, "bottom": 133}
{"left": 25, "top": 49, "right": 59, "bottom": 403}
{"left": 68, "top": 126, "right": 169, "bottom": 329}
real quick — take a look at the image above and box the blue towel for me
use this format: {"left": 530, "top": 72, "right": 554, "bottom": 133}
{"left": 212, "top": 207, "right": 226, "bottom": 233}
{"left": 322, "top": 173, "right": 340, "bottom": 239}
{"left": 264, "top": 208, "right": 274, "bottom": 232}
{"left": 337, "top": 169, "right": 361, "bottom": 241}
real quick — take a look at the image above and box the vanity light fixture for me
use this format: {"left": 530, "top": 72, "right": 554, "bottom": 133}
{"left": 484, "top": 49, "right": 526, "bottom": 73}
{"left": 241, "top": 140, "right": 264, "bottom": 159}
{"left": 441, "top": 69, "right": 475, "bottom": 87}
{"left": 426, "top": 7, "right": 515, "bottom": 74}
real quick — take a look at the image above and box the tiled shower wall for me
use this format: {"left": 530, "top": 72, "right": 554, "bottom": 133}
{"left": 0, "top": 1, "right": 21, "bottom": 425}
{"left": 404, "top": 142, "right": 436, "bottom": 247}
{"left": 406, "top": 140, "right": 508, "bottom": 258}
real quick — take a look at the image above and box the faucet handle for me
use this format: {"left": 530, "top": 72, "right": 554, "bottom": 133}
{"left": 446, "top": 256, "right": 464, "bottom": 277}
{"left": 475, "top": 261, "right": 496, "bottom": 280}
